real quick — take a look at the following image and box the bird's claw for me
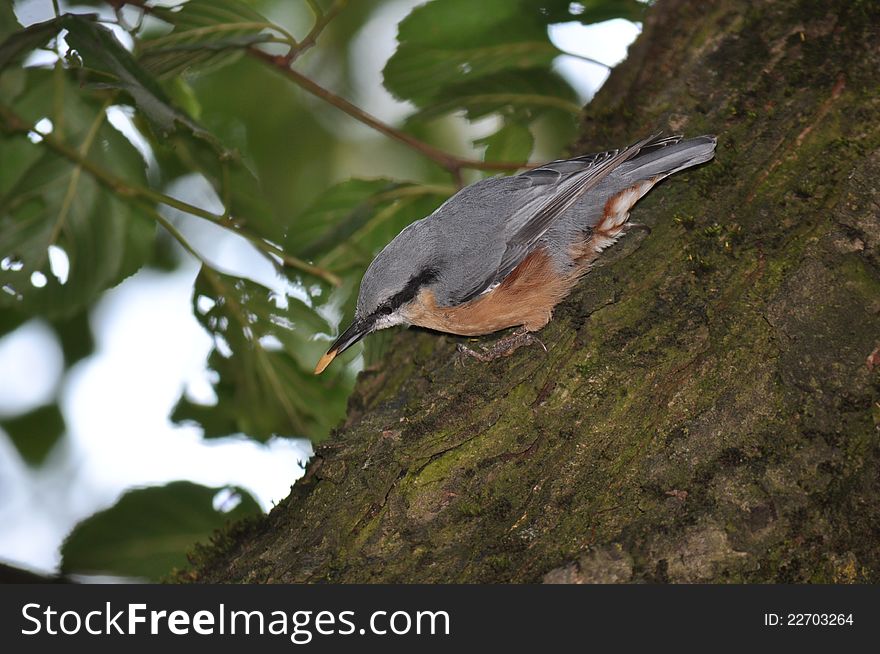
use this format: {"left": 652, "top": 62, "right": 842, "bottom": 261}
{"left": 455, "top": 342, "right": 492, "bottom": 364}
{"left": 455, "top": 329, "right": 547, "bottom": 365}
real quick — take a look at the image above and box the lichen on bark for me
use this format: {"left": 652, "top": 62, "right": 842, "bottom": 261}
{"left": 190, "top": 0, "right": 880, "bottom": 583}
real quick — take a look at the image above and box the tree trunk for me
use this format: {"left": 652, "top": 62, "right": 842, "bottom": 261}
{"left": 192, "top": 0, "right": 880, "bottom": 583}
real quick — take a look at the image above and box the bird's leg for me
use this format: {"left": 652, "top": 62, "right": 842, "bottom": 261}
{"left": 456, "top": 327, "right": 547, "bottom": 363}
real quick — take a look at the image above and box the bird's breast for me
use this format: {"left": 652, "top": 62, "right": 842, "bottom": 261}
{"left": 401, "top": 247, "right": 580, "bottom": 335}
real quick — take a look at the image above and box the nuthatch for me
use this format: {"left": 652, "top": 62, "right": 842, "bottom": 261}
{"left": 314, "top": 133, "right": 716, "bottom": 374}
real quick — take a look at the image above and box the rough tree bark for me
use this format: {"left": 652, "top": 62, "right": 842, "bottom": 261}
{"left": 191, "top": 0, "right": 880, "bottom": 583}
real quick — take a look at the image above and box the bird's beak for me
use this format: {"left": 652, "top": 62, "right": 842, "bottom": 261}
{"left": 314, "top": 318, "right": 373, "bottom": 374}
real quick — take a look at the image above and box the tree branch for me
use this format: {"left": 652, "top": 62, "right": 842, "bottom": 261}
{"left": 117, "top": 0, "right": 536, "bottom": 181}
{"left": 287, "top": 0, "right": 349, "bottom": 64}
{"left": 248, "top": 49, "right": 534, "bottom": 179}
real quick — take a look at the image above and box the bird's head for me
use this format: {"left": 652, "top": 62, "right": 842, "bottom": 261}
{"left": 314, "top": 220, "right": 439, "bottom": 374}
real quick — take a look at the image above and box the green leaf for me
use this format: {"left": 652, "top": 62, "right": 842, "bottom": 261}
{"left": 383, "top": 0, "right": 567, "bottom": 108}
{"left": 154, "top": 129, "right": 285, "bottom": 246}
{"left": 0, "top": 15, "right": 171, "bottom": 131}
{"left": 141, "top": 0, "right": 279, "bottom": 78}
{"left": 172, "top": 269, "right": 351, "bottom": 441}
{"left": 1, "top": 403, "right": 64, "bottom": 467}
{"left": 0, "top": 304, "right": 24, "bottom": 339}
{"left": 62, "top": 14, "right": 214, "bottom": 143}
{"left": 0, "top": 3, "right": 20, "bottom": 42}
{"left": 0, "top": 121, "right": 41, "bottom": 197}
{"left": 386, "top": 41, "right": 560, "bottom": 108}
{"left": 410, "top": 69, "right": 581, "bottom": 123}
{"left": 0, "top": 65, "right": 26, "bottom": 105}
{"left": 51, "top": 309, "right": 94, "bottom": 367}
{"left": 0, "top": 14, "right": 56, "bottom": 71}
{"left": 288, "top": 178, "right": 401, "bottom": 257}
{"left": 167, "top": 77, "right": 203, "bottom": 121}
{"left": 476, "top": 121, "right": 535, "bottom": 163}
{"left": 0, "top": 14, "right": 231, "bottom": 153}
{"left": 60, "top": 482, "right": 262, "bottom": 580}
{"left": 285, "top": 178, "right": 452, "bottom": 271}
{"left": 382, "top": 0, "right": 589, "bottom": 132}
{"left": 0, "top": 70, "right": 155, "bottom": 319}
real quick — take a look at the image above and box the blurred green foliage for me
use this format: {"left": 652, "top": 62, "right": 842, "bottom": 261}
{"left": 0, "top": 0, "right": 643, "bottom": 578}
{"left": 60, "top": 482, "right": 262, "bottom": 580}
{"left": 0, "top": 402, "right": 64, "bottom": 466}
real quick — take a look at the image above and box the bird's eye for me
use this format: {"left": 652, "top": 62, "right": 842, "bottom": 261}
{"left": 378, "top": 305, "right": 393, "bottom": 316}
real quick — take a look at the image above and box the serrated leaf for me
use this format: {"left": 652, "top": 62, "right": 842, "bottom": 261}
{"left": 173, "top": 269, "right": 350, "bottom": 441}
{"left": 321, "top": 193, "right": 451, "bottom": 274}
{"left": 0, "top": 403, "right": 64, "bottom": 467}
{"left": 385, "top": 43, "right": 560, "bottom": 110}
{"left": 61, "top": 14, "right": 214, "bottom": 142}
{"left": 141, "top": 0, "right": 279, "bottom": 78}
{"left": 285, "top": 178, "right": 451, "bottom": 271}
{"left": 476, "top": 121, "right": 535, "bottom": 163}
{"left": 142, "top": 33, "right": 272, "bottom": 78}
{"left": 0, "top": 69, "right": 155, "bottom": 319}
{"left": 0, "top": 70, "right": 155, "bottom": 319}
{"left": 288, "top": 178, "right": 402, "bottom": 257}
{"left": 0, "top": 14, "right": 56, "bottom": 71}
{"left": 60, "top": 482, "right": 262, "bottom": 580}
{"left": 383, "top": 0, "right": 563, "bottom": 108}
{"left": 0, "top": 14, "right": 232, "bottom": 154}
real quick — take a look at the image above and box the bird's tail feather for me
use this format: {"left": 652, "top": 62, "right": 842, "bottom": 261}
{"left": 624, "top": 135, "right": 717, "bottom": 180}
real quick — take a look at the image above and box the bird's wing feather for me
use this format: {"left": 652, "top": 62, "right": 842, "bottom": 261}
{"left": 455, "top": 132, "right": 666, "bottom": 303}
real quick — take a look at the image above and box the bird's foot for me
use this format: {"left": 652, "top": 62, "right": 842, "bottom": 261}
{"left": 456, "top": 328, "right": 547, "bottom": 364}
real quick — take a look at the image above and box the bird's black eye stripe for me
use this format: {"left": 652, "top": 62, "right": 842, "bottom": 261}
{"left": 379, "top": 305, "right": 393, "bottom": 315}
{"left": 384, "top": 267, "right": 440, "bottom": 313}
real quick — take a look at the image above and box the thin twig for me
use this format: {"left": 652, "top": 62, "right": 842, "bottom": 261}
{"left": 288, "top": 0, "right": 349, "bottom": 64}
{"left": 248, "top": 48, "right": 532, "bottom": 178}
{"left": 0, "top": 103, "right": 341, "bottom": 286}
{"left": 148, "top": 203, "right": 207, "bottom": 264}
{"left": 248, "top": 2, "right": 533, "bottom": 178}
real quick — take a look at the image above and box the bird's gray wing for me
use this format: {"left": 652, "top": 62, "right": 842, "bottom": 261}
{"left": 455, "top": 132, "right": 665, "bottom": 303}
